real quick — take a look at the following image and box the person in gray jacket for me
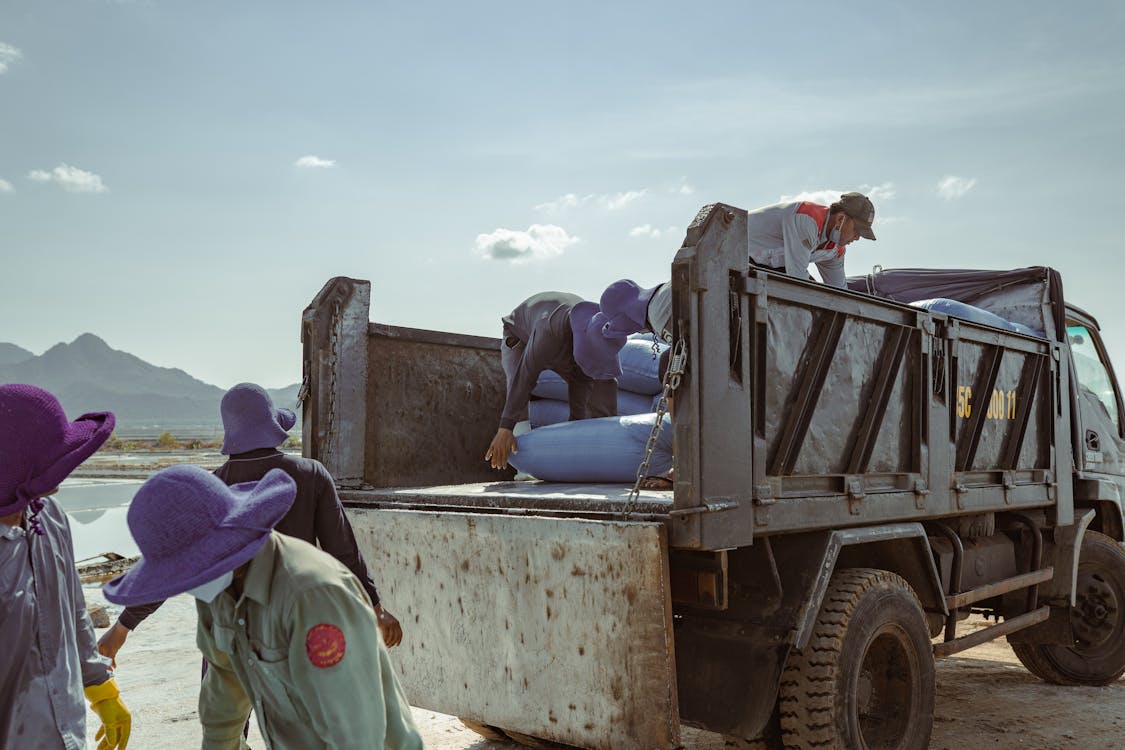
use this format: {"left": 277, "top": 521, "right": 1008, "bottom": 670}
{"left": 0, "top": 384, "right": 131, "bottom": 750}
{"left": 486, "top": 279, "right": 662, "bottom": 470}
{"left": 747, "top": 191, "right": 877, "bottom": 287}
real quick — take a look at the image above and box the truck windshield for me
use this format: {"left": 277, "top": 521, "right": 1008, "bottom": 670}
{"left": 1068, "top": 324, "right": 1121, "bottom": 430}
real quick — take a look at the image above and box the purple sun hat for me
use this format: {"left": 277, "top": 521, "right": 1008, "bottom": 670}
{"left": 0, "top": 384, "right": 114, "bottom": 519}
{"left": 220, "top": 382, "right": 297, "bottom": 455}
{"left": 103, "top": 464, "right": 297, "bottom": 605}
{"left": 570, "top": 280, "right": 658, "bottom": 380}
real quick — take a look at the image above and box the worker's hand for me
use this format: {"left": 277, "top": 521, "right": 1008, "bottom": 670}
{"left": 97, "top": 621, "right": 130, "bottom": 669}
{"left": 374, "top": 604, "right": 403, "bottom": 648}
{"left": 485, "top": 428, "right": 517, "bottom": 470}
{"left": 85, "top": 678, "right": 131, "bottom": 750}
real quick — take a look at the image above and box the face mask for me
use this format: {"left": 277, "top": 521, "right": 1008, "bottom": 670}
{"left": 186, "top": 570, "right": 233, "bottom": 603}
{"left": 829, "top": 218, "right": 844, "bottom": 245}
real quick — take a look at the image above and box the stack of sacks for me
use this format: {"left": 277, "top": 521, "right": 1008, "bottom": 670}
{"left": 509, "top": 413, "right": 673, "bottom": 483}
{"left": 528, "top": 334, "right": 669, "bottom": 427}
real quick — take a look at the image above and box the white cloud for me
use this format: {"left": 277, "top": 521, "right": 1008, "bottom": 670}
{"left": 936, "top": 175, "right": 977, "bottom": 201}
{"left": 27, "top": 164, "right": 107, "bottom": 194}
{"left": 534, "top": 188, "right": 649, "bottom": 213}
{"left": 629, "top": 224, "right": 681, "bottom": 240}
{"left": 779, "top": 183, "right": 896, "bottom": 207}
{"left": 475, "top": 224, "right": 578, "bottom": 264}
{"left": 677, "top": 180, "right": 695, "bottom": 196}
{"left": 602, "top": 189, "right": 647, "bottom": 210}
{"left": 0, "top": 43, "right": 22, "bottom": 75}
{"left": 295, "top": 155, "right": 336, "bottom": 169}
{"left": 534, "top": 193, "right": 587, "bottom": 213}
{"left": 0, "top": 178, "right": 13, "bottom": 193}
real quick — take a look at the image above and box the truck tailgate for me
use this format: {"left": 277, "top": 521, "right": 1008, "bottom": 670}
{"left": 347, "top": 507, "right": 680, "bottom": 750}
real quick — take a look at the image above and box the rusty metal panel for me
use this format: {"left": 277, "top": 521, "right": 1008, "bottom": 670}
{"left": 365, "top": 324, "right": 510, "bottom": 487}
{"left": 348, "top": 508, "right": 681, "bottom": 750}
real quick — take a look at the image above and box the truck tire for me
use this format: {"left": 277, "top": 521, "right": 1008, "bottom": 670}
{"left": 1011, "top": 530, "right": 1125, "bottom": 686}
{"left": 778, "top": 569, "right": 935, "bottom": 750}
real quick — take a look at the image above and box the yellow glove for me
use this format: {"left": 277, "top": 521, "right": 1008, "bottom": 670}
{"left": 85, "top": 678, "right": 132, "bottom": 750}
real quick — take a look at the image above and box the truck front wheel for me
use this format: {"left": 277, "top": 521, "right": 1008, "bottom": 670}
{"left": 779, "top": 569, "right": 935, "bottom": 750}
{"left": 1011, "top": 530, "right": 1125, "bottom": 686}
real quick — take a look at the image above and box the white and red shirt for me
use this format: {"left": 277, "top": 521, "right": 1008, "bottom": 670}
{"left": 746, "top": 201, "right": 847, "bottom": 288}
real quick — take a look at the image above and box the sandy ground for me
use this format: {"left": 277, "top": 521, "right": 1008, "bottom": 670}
{"left": 83, "top": 589, "right": 1125, "bottom": 750}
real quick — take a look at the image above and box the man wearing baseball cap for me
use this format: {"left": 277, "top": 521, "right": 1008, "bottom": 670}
{"left": 0, "top": 384, "right": 132, "bottom": 749}
{"left": 747, "top": 191, "right": 877, "bottom": 288}
{"left": 486, "top": 279, "right": 664, "bottom": 470}
{"left": 103, "top": 464, "right": 422, "bottom": 749}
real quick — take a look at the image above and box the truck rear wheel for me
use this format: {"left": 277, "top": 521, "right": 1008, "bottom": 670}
{"left": 778, "top": 569, "right": 935, "bottom": 750}
{"left": 1011, "top": 530, "right": 1125, "bottom": 686}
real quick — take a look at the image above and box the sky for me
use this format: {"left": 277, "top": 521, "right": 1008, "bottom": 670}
{"left": 2, "top": 0, "right": 1125, "bottom": 389}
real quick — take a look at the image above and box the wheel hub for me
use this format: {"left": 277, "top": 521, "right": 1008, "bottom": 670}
{"left": 1072, "top": 573, "right": 1120, "bottom": 649}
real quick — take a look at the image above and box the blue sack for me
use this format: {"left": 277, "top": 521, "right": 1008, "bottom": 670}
{"left": 531, "top": 370, "right": 569, "bottom": 401}
{"left": 618, "top": 337, "right": 669, "bottom": 395}
{"left": 510, "top": 413, "right": 673, "bottom": 483}
{"left": 529, "top": 390, "right": 658, "bottom": 428}
{"left": 911, "top": 298, "right": 1044, "bottom": 337}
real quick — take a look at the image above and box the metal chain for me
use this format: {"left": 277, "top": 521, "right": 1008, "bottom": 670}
{"left": 322, "top": 298, "right": 341, "bottom": 471}
{"left": 624, "top": 336, "right": 687, "bottom": 516}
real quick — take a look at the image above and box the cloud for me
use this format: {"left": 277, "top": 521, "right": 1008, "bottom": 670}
{"left": 676, "top": 180, "right": 695, "bottom": 196}
{"left": 534, "top": 188, "right": 649, "bottom": 213}
{"left": 779, "top": 183, "right": 896, "bottom": 207}
{"left": 475, "top": 224, "right": 578, "bottom": 263}
{"left": 0, "top": 43, "right": 22, "bottom": 74}
{"left": 629, "top": 224, "right": 681, "bottom": 240}
{"left": 0, "top": 179, "right": 13, "bottom": 193}
{"left": 936, "top": 175, "right": 977, "bottom": 200}
{"left": 27, "top": 164, "right": 107, "bottom": 193}
{"left": 295, "top": 155, "right": 336, "bottom": 169}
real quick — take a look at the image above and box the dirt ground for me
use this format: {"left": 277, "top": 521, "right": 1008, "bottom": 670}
{"left": 84, "top": 590, "right": 1125, "bottom": 750}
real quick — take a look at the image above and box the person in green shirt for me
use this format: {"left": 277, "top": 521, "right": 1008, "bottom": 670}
{"left": 103, "top": 464, "right": 422, "bottom": 750}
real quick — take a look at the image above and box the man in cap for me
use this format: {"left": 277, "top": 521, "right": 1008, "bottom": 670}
{"left": 99, "top": 382, "right": 403, "bottom": 665}
{"left": 486, "top": 279, "right": 664, "bottom": 470}
{"left": 746, "top": 191, "right": 877, "bottom": 288}
{"left": 103, "top": 464, "right": 423, "bottom": 749}
{"left": 0, "top": 384, "right": 132, "bottom": 749}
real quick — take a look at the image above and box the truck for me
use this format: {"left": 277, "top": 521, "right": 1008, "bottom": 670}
{"left": 298, "top": 202, "right": 1125, "bottom": 750}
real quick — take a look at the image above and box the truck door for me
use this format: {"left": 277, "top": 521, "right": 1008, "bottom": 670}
{"left": 1067, "top": 322, "right": 1125, "bottom": 477}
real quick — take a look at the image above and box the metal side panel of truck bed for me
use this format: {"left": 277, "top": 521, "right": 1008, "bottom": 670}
{"left": 347, "top": 505, "right": 681, "bottom": 750}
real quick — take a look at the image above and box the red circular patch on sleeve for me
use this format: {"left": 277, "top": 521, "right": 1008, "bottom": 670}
{"left": 305, "top": 623, "right": 346, "bottom": 668}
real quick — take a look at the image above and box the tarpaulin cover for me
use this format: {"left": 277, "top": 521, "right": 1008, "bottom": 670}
{"left": 847, "top": 266, "right": 1066, "bottom": 341}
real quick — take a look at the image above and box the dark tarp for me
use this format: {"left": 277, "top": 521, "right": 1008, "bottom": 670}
{"left": 846, "top": 266, "right": 1066, "bottom": 341}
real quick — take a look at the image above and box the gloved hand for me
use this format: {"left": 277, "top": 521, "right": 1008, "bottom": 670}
{"left": 85, "top": 678, "right": 131, "bottom": 750}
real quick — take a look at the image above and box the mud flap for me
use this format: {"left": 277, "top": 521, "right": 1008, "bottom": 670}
{"left": 348, "top": 508, "right": 681, "bottom": 750}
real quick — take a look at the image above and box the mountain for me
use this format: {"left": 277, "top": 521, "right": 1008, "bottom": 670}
{"left": 0, "top": 342, "right": 34, "bottom": 365}
{"left": 0, "top": 334, "right": 300, "bottom": 432}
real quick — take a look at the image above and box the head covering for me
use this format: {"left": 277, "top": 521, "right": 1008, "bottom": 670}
{"left": 570, "top": 280, "right": 659, "bottom": 379}
{"left": 220, "top": 382, "right": 297, "bottom": 455}
{"left": 839, "top": 192, "right": 876, "bottom": 240}
{"left": 0, "top": 384, "right": 114, "bottom": 524}
{"left": 103, "top": 464, "right": 297, "bottom": 605}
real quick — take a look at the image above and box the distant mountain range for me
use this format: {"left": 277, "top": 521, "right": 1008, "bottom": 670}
{"left": 0, "top": 334, "right": 300, "bottom": 434}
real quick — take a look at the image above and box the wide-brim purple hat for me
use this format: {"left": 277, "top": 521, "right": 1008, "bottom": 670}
{"left": 220, "top": 382, "right": 297, "bottom": 455}
{"left": 103, "top": 464, "right": 296, "bottom": 605}
{"left": 570, "top": 301, "right": 628, "bottom": 380}
{"left": 0, "top": 384, "right": 115, "bottom": 517}
{"left": 599, "top": 279, "right": 660, "bottom": 335}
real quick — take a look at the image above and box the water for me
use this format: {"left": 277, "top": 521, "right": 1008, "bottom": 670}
{"left": 55, "top": 477, "right": 143, "bottom": 561}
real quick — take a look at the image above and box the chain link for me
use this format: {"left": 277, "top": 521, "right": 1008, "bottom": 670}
{"left": 322, "top": 299, "right": 341, "bottom": 471}
{"left": 624, "top": 336, "right": 687, "bottom": 517}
